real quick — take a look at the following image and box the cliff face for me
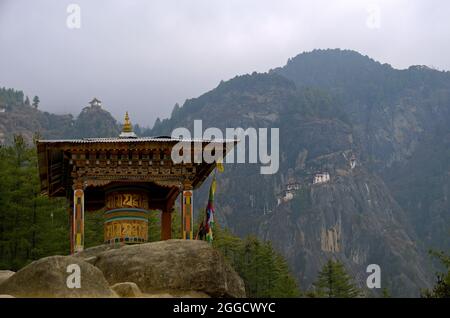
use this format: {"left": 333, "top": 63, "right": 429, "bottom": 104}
{"left": 257, "top": 111, "right": 432, "bottom": 296}
{"left": 147, "top": 50, "right": 450, "bottom": 296}
{"left": 273, "top": 49, "right": 450, "bottom": 256}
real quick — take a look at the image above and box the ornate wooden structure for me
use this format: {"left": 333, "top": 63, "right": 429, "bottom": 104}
{"left": 36, "top": 113, "right": 235, "bottom": 253}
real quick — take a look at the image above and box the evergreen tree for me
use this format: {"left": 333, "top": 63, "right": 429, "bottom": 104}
{"left": 0, "top": 136, "right": 68, "bottom": 270}
{"left": 312, "top": 259, "right": 360, "bottom": 298}
{"left": 213, "top": 227, "right": 300, "bottom": 298}
{"left": 24, "top": 96, "right": 30, "bottom": 106}
{"left": 84, "top": 210, "right": 104, "bottom": 248}
{"left": 0, "top": 87, "right": 24, "bottom": 109}
{"left": 421, "top": 251, "right": 450, "bottom": 298}
{"left": 32, "top": 96, "right": 40, "bottom": 109}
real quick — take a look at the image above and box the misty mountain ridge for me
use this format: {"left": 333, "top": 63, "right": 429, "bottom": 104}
{"left": 1, "top": 48, "right": 450, "bottom": 296}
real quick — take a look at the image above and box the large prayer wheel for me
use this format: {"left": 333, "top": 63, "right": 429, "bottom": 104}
{"left": 104, "top": 186, "right": 149, "bottom": 244}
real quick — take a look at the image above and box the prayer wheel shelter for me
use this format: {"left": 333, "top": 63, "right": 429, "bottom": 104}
{"left": 36, "top": 113, "right": 236, "bottom": 254}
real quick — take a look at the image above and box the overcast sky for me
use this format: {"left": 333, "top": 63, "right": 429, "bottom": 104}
{"left": 1, "top": 0, "right": 449, "bottom": 126}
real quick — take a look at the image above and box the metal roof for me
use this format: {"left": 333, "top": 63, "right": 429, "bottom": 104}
{"left": 37, "top": 136, "right": 237, "bottom": 144}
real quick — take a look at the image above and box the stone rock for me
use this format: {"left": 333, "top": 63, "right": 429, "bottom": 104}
{"left": 0, "top": 270, "right": 15, "bottom": 286}
{"left": 0, "top": 256, "right": 117, "bottom": 298}
{"left": 142, "top": 290, "right": 210, "bottom": 298}
{"left": 93, "top": 240, "right": 246, "bottom": 298}
{"left": 74, "top": 244, "right": 121, "bottom": 260}
{"left": 111, "top": 282, "right": 142, "bottom": 298}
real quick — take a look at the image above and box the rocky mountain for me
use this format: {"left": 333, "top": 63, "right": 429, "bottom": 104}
{"left": 0, "top": 101, "right": 74, "bottom": 144}
{"left": 272, "top": 49, "right": 450, "bottom": 256}
{"left": 148, "top": 49, "right": 450, "bottom": 296}
{"left": 2, "top": 49, "right": 449, "bottom": 297}
{"left": 72, "top": 103, "right": 120, "bottom": 138}
{"left": 0, "top": 95, "right": 120, "bottom": 144}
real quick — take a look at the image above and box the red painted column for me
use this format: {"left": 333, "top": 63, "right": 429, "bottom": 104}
{"left": 181, "top": 182, "right": 193, "bottom": 240}
{"left": 161, "top": 210, "right": 172, "bottom": 240}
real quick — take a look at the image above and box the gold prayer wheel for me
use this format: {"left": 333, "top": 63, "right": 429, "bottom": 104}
{"left": 104, "top": 187, "right": 149, "bottom": 244}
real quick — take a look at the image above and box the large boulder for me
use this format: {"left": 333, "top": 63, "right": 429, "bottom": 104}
{"left": 75, "top": 244, "right": 123, "bottom": 259}
{"left": 93, "top": 240, "right": 246, "bottom": 297}
{"left": 74, "top": 244, "right": 122, "bottom": 265}
{"left": 0, "top": 256, "right": 116, "bottom": 298}
{"left": 111, "top": 282, "right": 142, "bottom": 298}
{"left": 143, "top": 290, "right": 210, "bottom": 298}
{"left": 0, "top": 270, "right": 14, "bottom": 285}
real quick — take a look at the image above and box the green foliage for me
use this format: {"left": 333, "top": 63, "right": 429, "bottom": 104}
{"left": 381, "top": 288, "right": 391, "bottom": 298}
{"left": 32, "top": 96, "right": 40, "bottom": 109}
{"left": 0, "top": 136, "right": 69, "bottom": 270}
{"left": 421, "top": 251, "right": 450, "bottom": 298}
{"left": 213, "top": 227, "right": 300, "bottom": 298}
{"left": 0, "top": 87, "right": 24, "bottom": 109}
{"left": 146, "top": 209, "right": 182, "bottom": 242}
{"left": 312, "top": 259, "right": 360, "bottom": 298}
{"left": 84, "top": 210, "right": 104, "bottom": 248}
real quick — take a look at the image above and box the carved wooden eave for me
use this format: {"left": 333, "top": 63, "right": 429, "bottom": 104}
{"left": 36, "top": 136, "right": 237, "bottom": 211}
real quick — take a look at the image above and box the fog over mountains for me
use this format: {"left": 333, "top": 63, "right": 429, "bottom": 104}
{"left": 2, "top": 49, "right": 450, "bottom": 296}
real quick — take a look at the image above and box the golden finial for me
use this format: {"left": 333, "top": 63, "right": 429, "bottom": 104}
{"left": 122, "top": 112, "right": 132, "bottom": 133}
{"left": 119, "top": 111, "right": 137, "bottom": 138}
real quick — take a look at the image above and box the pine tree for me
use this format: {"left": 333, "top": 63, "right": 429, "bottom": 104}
{"left": 213, "top": 227, "right": 300, "bottom": 298}
{"left": 313, "top": 259, "right": 360, "bottom": 298}
{"left": 421, "top": 251, "right": 450, "bottom": 298}
{"left": 0, "top": 136, "right": 68, "bottom": 270}
{"left": 32, "top": 96, "right": 40, "bottom": 109}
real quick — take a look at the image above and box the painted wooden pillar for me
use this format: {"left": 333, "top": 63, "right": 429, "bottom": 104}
{"left": 181, "top": 182, "right": 194, "bottom": 240}
{"left": 69, "top": 205, "right": 74, "bottom": 254}
{"left": 73, "top": 182, "right": 85, "bottom": 253}
{"left": 161, "top": 209, "right": 172, "bottom": 240}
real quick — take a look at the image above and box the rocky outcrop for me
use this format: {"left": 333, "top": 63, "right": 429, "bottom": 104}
{"left": 146, "top": 55, "right": 450, "bottom": 296}
{"left": 90, "top": 240, "right": 246, "bottom": 298}
{"left": 0, "top": 256, "right": 116, "bottom": 298}
{"left": 111, "top": 282, "right": 142, "bottom": 298}
{"left": 262, "top": 168, "right": 432, "bottom": 296}
{"left": 0, "top": 241, "right": 245, "bottom": 298}
{"left": 0, "top": 270, "right": 14, "bottom": 285}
